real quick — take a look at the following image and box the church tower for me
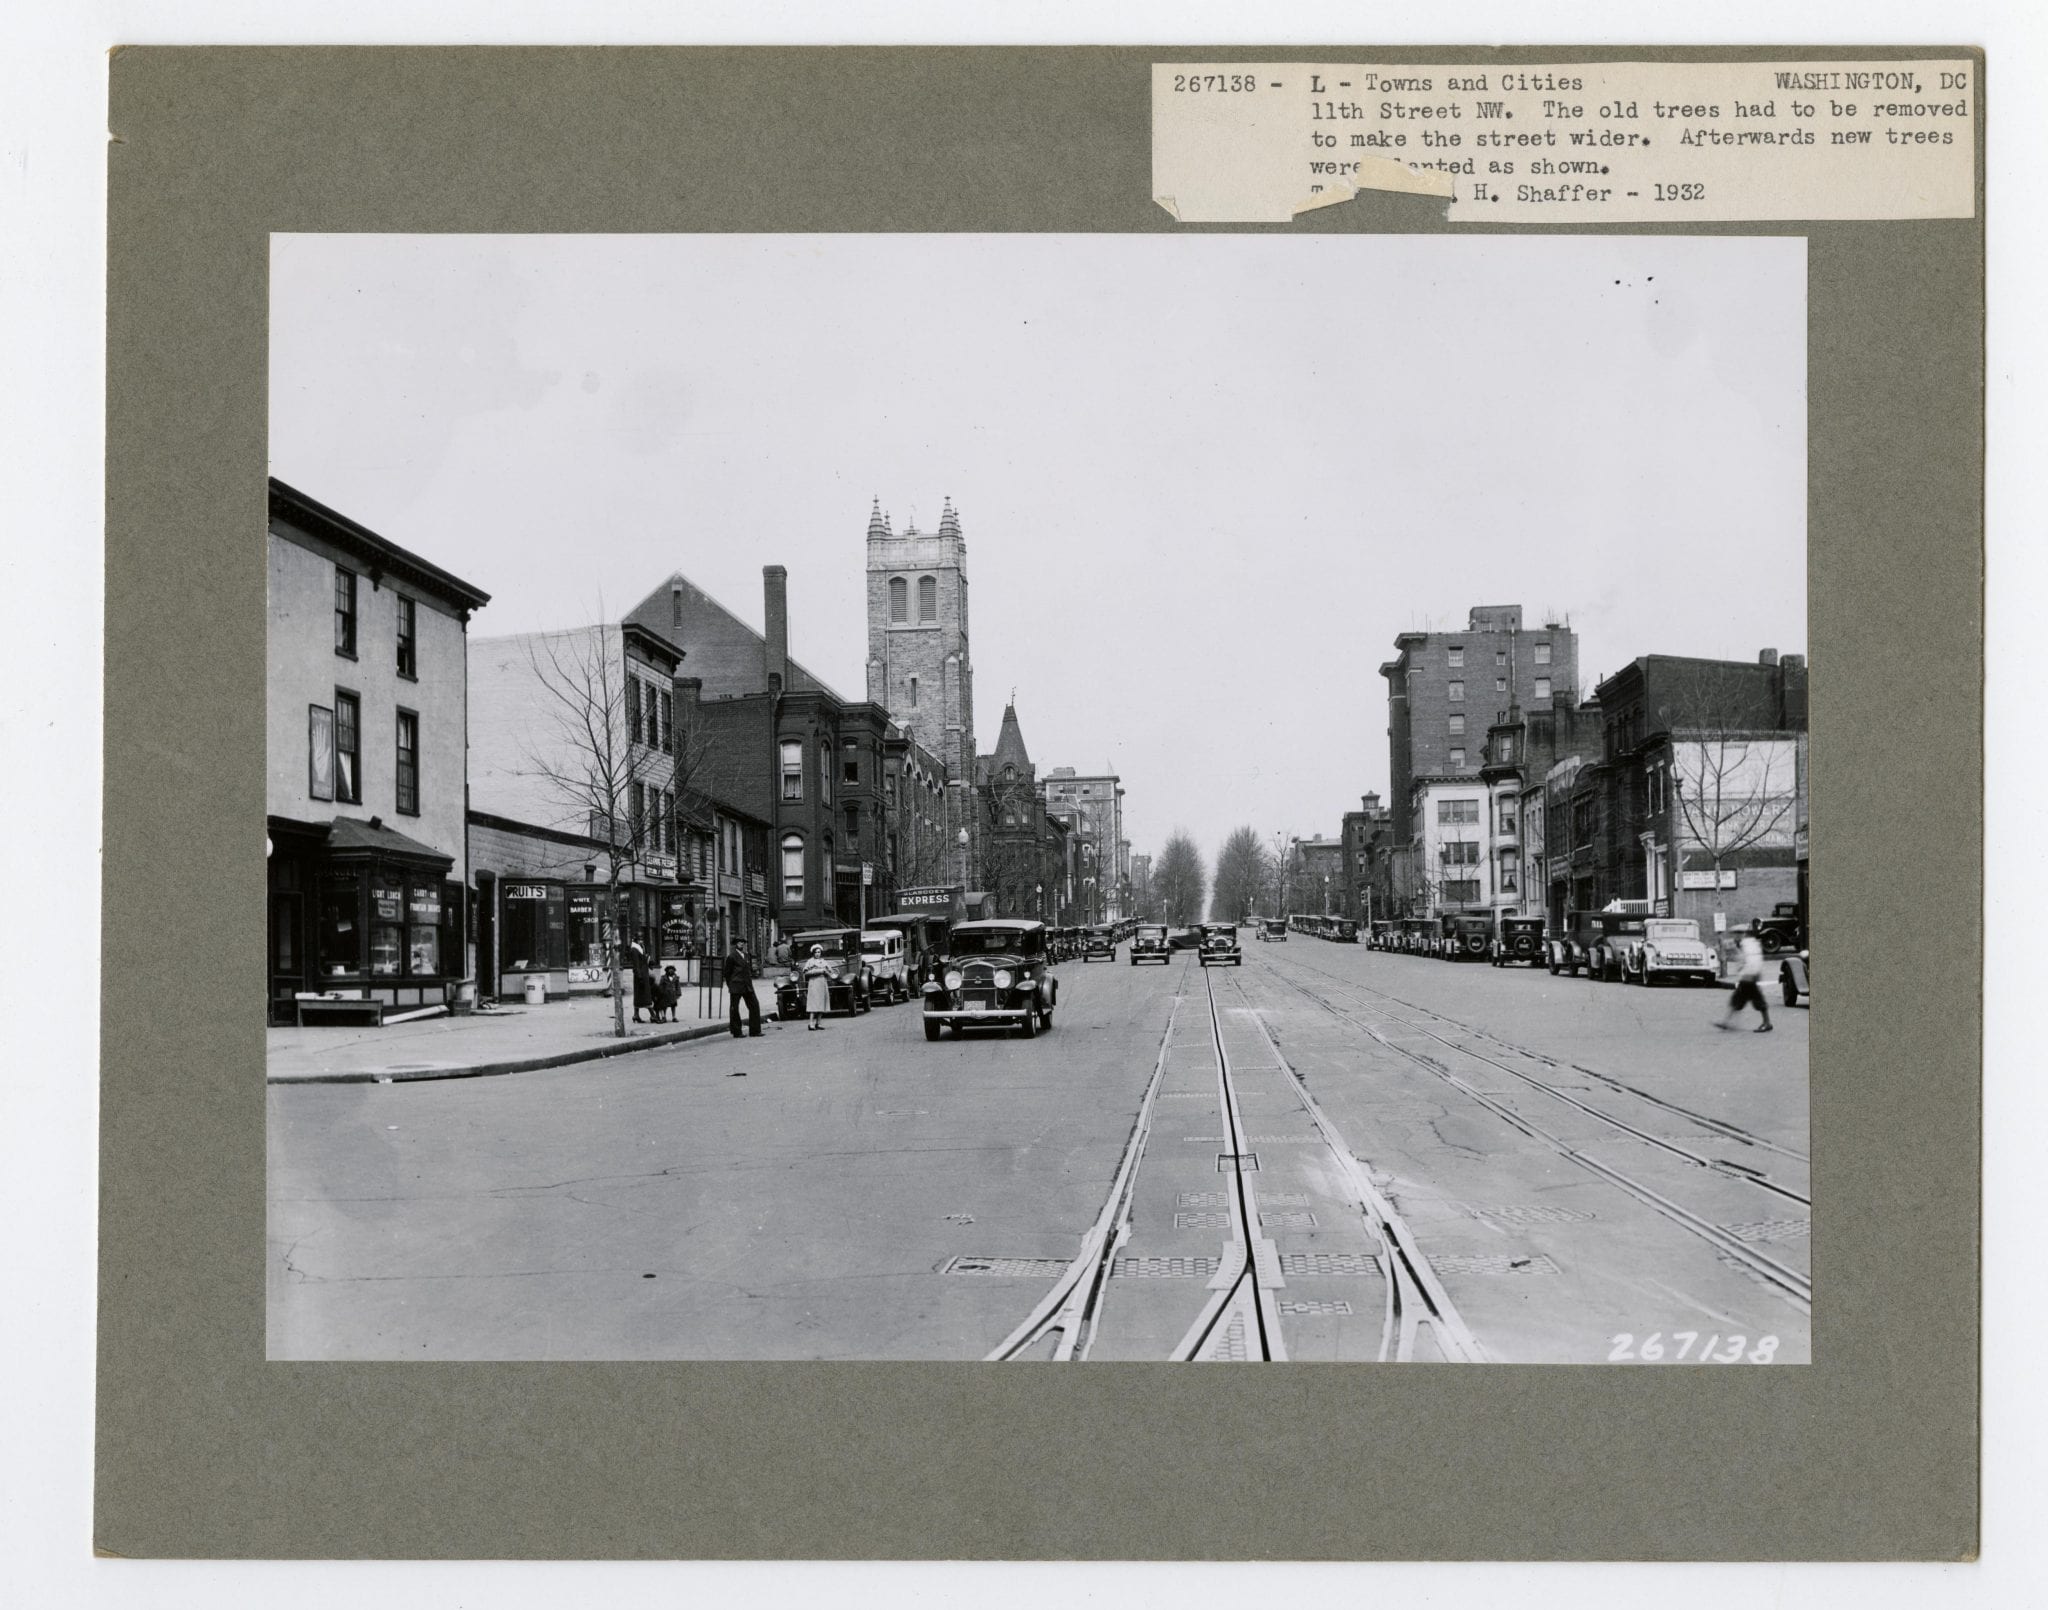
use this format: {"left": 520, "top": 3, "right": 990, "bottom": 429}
{"left": 865, "top": 496, "right": 976, "bottom": 791}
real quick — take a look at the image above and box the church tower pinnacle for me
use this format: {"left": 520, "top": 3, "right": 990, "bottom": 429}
{"left": 864, "top": 495, "right": 976, "bottom": 793}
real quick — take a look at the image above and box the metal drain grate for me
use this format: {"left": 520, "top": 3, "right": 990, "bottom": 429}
{"left": 1173, "top": 1211, "right": 1229, "bottom": 1230}
{"left": 1279, "top": 1299, "right": 1354, "bottom": 1317}
{"left": 1464, "top": 1203, "right": 1597, "bottom": 1225}
{"left": 1182, "top": 1135, "right": 1226, "bottom": 1143}
{"left": 940, "top": 1256, "right": 1069, "bottom": 1277}
{"left": 1260, "top": 1210, "right": 1319, "bottom": 1230}
{"left": 1203, "top": 1311, "right": 1251, "bottom": 1361}
{"left": 1218, "top": 1153, "right": 1260, "bottom": 1172}
{"left": 1248, "top": 1134, "right": 1318, "bottom": 1144}
{"left": 1428, "top": 1253, "right": 1563, "bottom": 1276}
{"left": 1177, "top": 1191, "right": 1226, "bottom": 1209}
{"left": 1723, "top": 1218, "right": 1811, "bottom": 1244}
{"left": 1158, "top": 1091, "right": 1211, "bottom": 1099}
{"left": 1259, "top": 1193, "right": 1311, "bottom": 1209}
{"left": 1111, "top": 1255, "right": 1222, "bottom": 1279}
{"left": 1279, "top": 1251, "right": 1382, "bottom": 1277}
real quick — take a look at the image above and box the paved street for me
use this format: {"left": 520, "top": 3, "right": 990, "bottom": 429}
{"left": 269, "top": 940, "right": 1809, "bottom": 1363}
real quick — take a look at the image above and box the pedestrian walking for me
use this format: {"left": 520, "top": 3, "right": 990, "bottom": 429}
{"left": 725, "top": 939, "right": 764, "bottom": 1039}
{"left": 626, "top": 939, "right": 653, "bottom": 1023}
{"left": 656, "top": 964, "right": 682, "bottom": 1023}
{"left": 1717, "top": 922, "right": 1774, "bottom": 1033}
{"left": 802, "top": 943, "right": 832, "bottom": 1030}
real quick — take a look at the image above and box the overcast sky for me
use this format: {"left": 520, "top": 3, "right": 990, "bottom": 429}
{"left": 271, "top": 232, "right": 1805, "bottom": 865}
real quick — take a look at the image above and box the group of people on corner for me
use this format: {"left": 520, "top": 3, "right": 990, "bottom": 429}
{"left": 619, "top": 935, "right": 839, "bottom": 1038}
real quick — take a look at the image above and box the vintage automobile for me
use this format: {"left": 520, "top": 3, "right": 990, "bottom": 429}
{"left": 1755, "top": 901, "right": 1806, "bottom": 956}
{"left": 1491, "top": 914, "right": 1546, "bottom": 967}
{"left": 1130, "top": 923, "right": 1173, "bottom": 965}
{"left": 1259, "top": 918, "right": 1288, "bottom": 943}
{"left": 1780, "top": 948, "right": 1811, "bottom": 1007}
{"left": 921, "top": 919, "right": 1058, "bottom": 1039}
{"left": 1552, "top": 905, "right": 1650, "bottom": 981}
{"left": 1438, "top": 911, "right": 1495, "bottom": 961}
{"left": 1621, "top": 916, "right": 1721, "bottom": 986}
{"left": 1368, "top": 919, "right": 1397, "bottom": 951}
{"left": 1167, "top": 926, "right": 1205, "bottom": 951}
{"left": 1199, "top": 922, "right": 1243, "bottom": 967}
{"left": 775, "top": 927, "right": 873, "bottom": 1018}
{"left": 1081, "top": 923, "right": 1117, "bottom": 962}
{"left": 1329, "top": 917, "right": 1359, "bottom": 943}
{"left": 859, "top": 928, "right": 910, "bottom": 1003}
{"left": 1399, "top": 917, "right": 1435, "bottom": 955}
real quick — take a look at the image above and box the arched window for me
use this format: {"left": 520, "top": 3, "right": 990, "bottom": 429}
{"left": 780, "top": 739, "right": 803, "bottom": 802}
{"left": 918, "top": 575, "right": 937, "bottom": 622}
{"left": 888, "top": 576, "right": 908, "bottom": 624}
{"left": 780, "top": 833, "right": 805, "bottom": 903}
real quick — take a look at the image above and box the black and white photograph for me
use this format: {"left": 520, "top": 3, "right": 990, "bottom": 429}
{"left": 264, "top": 231, "right": 1810, "bottom": 1365}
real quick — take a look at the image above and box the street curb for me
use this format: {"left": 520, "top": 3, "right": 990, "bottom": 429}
{"left": 267, "top": 1021, "right": 732, "bottom": 1085}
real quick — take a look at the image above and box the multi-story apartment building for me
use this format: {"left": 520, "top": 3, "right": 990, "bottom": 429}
{"left": 1043, "top": 767, "right": 1127, "bottom": 923}
{"left": 265, "top": 479, "right": 490, "bottom": 1022}
{"left": 1381, "top": 605, "right": 1580, "bottom": 840}
{"left": 1339, "top": 792, "right": 1396, "bottom": 923}
{"left": 1481, "top": 694, "right": 1606, "bottom": 928}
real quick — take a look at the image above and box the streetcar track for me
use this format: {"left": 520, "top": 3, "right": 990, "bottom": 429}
{"left": 1252, "top": 962, "right": 1813, "bottom": 1315}
{"left": 1268, "top": 954, "right": 1812, "bottom": 1194}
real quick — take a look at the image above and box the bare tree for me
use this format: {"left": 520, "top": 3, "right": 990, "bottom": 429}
{"left": 1658, "top": 664, "right": 1799, "bottom": 921}
{"left": 1210, "top": 826, "right": 1269, "bottom": 922}
{"left": 520, "top": 627, "right": 682, "bottom": 1038}
{"left": 1153, "top": 832, "right": 1207, "bottom": 927}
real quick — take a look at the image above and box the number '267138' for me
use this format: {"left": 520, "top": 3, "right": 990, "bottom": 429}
{"left": 1608, "top": 1332, "right": 1778, "bottom": 1363}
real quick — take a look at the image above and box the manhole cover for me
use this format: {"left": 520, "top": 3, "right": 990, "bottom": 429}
{"left": 1173, "top": 1211, "right": 1229, "bottom": 1230}
{"left": 1722, "top": 1218, "right": 1811, "bottom": 1244}
{"left": 1260, "top": 1210, "right": 1319, "bottom": 1230}
{"left": 1464, "top": 1204, "right": 1597, "bottom": 1225}
{"left": 1279, "top": 1299, "right": 1354, "bottom": 1316}
{"left": 940, "top": 1256, "right": 1068, "bottom": 1277}
{"left": 1111, "top": 1256, "right": 1221, "bottom": 1279}
{"left": 1279, "top": 1251, "right": 1382, "bottom": 1277}
{"left": 1428, "top": 1253, "right": 1562, "bottom": 1276}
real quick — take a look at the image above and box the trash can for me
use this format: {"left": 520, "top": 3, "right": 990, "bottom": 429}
{"left": 522, "top": 975, "right": 547, "bottom": 1006}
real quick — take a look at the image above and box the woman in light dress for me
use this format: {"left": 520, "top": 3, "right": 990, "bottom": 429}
{"left": 802, "top": 944, "right": 832, "bottom": 1030}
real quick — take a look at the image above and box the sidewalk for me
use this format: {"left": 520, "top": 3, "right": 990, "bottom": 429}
{"left": 268, "top": 987, "right": 776, "bottom": 1085}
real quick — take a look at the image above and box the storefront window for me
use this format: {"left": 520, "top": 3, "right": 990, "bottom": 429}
{"left": 317, "top": 871, "right": 362, "bottom": 977}
{"left": 407, "top": 879, "right": 442, "bottom": 975}
{"left": 500, "top": 882, "right": 566, "bottom": 971}
{"left": 567, "top": 888, "right": 601, "bottom": 966}
{"left": 369, "top": 877, "right": 406, "bottom": 976}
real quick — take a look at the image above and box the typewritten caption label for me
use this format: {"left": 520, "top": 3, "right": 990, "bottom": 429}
{"left": 1152, "top": 60, "right": 1975, "bottom": 223}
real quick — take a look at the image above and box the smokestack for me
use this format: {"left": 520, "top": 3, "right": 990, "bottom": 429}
{"left": 763, "top": 565, "right": 788, "bottom": 694}
{"left": 1759, "top": 648, "right": 1780, "bottom": 667}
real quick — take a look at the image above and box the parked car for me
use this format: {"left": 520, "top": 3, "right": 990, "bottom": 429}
{"left": 1329, "top": 917, "right": 1359, "bottom": 943}
{"left": 1491, "top": 915, "right": 1545, "bottom": 967}
{"left": 775, "top": 927, "right": 873, "bottom": 1018}
{"left": 921, "top": 919, "right": 1058, "bottom": 1039}
{"left": 1780, "top": 948, "right": 1811, "bottom": 1007}
{"left": 1260, "top": 918, "right": 1288, "bottom": 943}
{"left": 1081, "top": 924, "right": 1117, "bottom": 962}
{"left": 1438, "top": 911, "right": 1494, "bottom": 961}
{"left": 1168, "top": 927, "right": 1205, "bottom": 951}
{"left": 1621, "top": 917, "right": 1720, "bottom": 986}
{"left": 859, "top": 928, "right": 910, "bottom": 1003}
{"left": 1131, "top": 923, "right": 1173, "bottom": 965}
{"left": 1199, "top": 922, "right": 1243, "bottom": 967}
{"left": 867, "top": 912, "right": 953, "bottom": 990}
{"left": 1546, "top": 906, "right": 1648, "bottom": 979}
{"left": 1755, "top": 901, "right": 1806, "bottom": 956}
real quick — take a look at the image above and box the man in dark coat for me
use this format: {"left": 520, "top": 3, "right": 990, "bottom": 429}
{"left": 725, "top": 938, "right": 764, "bottom": 1038}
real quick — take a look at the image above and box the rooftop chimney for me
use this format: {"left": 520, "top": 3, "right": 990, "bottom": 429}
{"left": 763, "top": 565, "right": 788, "bottom": 695}
{"left": 1759, "top": 648, "right": 1780, "bottom": 666}
{"left": 1781, "top": 653, "right": 1806, "bottom": 672}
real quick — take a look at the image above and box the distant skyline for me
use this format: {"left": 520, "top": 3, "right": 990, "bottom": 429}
{"left": 271, "top": 233, "right": 1806, "bottom": 866}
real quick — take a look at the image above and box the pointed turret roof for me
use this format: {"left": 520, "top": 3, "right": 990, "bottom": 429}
{"left": 867, "top": 497, "right": 894, "bottom": 539}
{"left": 990, "top": 701, "right": 1032, "bottom": 776}
{"left": 938, "top": 496, "right": 961, "bottom": 538}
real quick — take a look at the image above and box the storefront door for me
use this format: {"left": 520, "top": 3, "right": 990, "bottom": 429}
{"left": 268, "top": 889, "right": 305, "bottom": 1024}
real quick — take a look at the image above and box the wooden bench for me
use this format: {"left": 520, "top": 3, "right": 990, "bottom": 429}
{"left": 294, "top": 995, "right": 386, "bottom": 1028}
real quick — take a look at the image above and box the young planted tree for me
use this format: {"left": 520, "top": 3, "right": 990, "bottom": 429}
{"left": 1210, "top": 826, "right": 1269, "bottom": 922}
{"left": 1153, "top": 832, "right": 1208, "bottom": 927}
{"left": 520, "top": 626, "right": 690, "bottom": 1038}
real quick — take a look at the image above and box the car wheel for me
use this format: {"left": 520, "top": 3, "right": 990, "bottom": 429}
{"left": 1782, "top": 977, "right": 1800, "bottom": 1007}
{"left": 1040, "top": 1005, "right": 1054, "bottom": 1029}
{"left": 1016, "top": 1008, "right": 1037, "bottom": 1039}
{"left": 923, "top": 1019, "right": 941, "bottom": 1041}
{"left": 1547, "top": 956, "right": 1560, "bottom": 976}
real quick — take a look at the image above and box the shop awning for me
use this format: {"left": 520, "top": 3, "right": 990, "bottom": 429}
{"left": 325, "top": 815, "right": 454, "bottom": 868}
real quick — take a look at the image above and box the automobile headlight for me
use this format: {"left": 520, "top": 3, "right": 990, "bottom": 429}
{"left": 943, "top": 969, "right": 964, "bottom": 991}
{"left": 993, "top": 969, "right": 1015, "bottom": 991}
